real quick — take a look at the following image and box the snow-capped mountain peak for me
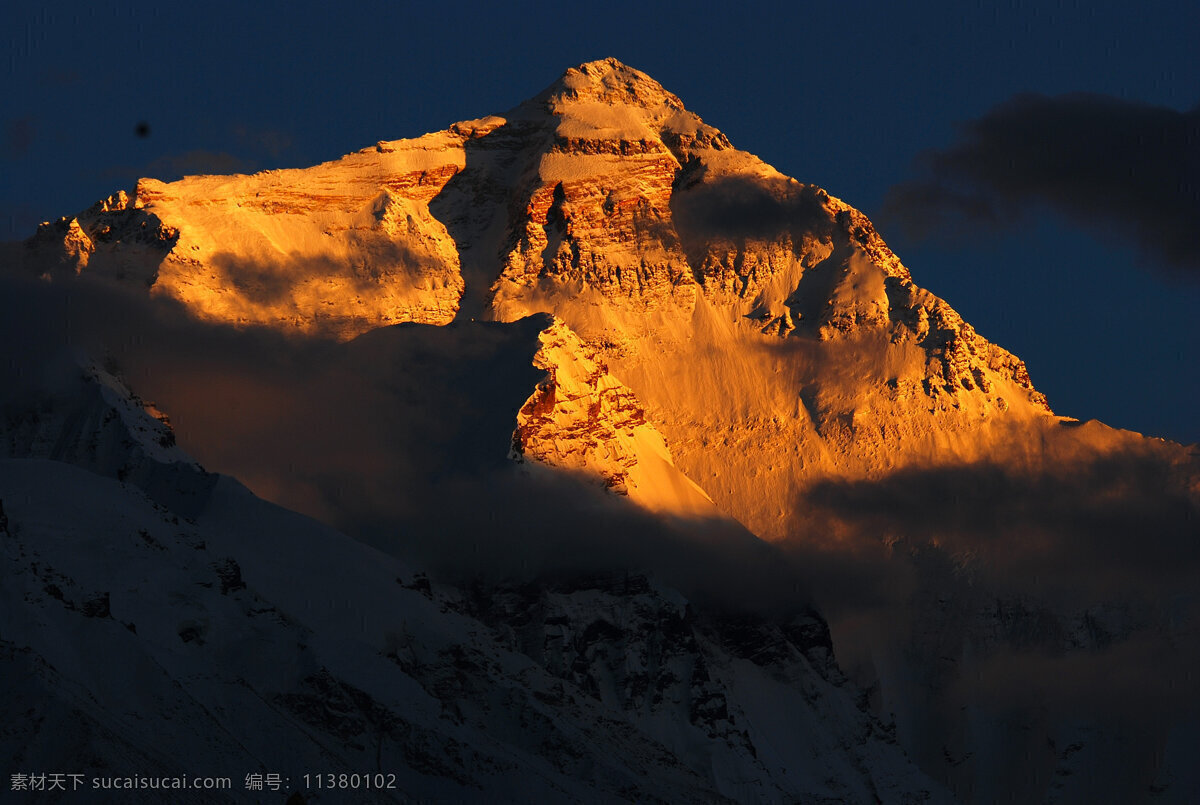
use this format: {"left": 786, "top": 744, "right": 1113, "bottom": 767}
{"left": 6, "top": 59, "right": 1197, "bottom": 804}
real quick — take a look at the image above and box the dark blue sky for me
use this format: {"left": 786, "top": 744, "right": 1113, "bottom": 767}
{"left": 5, "top": 0, "right": 1197, "bottom": 443}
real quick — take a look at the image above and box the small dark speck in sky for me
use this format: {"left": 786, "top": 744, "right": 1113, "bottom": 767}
{"left": 135, "top": 121, "right": 151, "bottom": 138}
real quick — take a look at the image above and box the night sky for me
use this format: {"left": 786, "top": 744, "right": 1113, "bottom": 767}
{"left": 4, "top": 0, "right": 1197, "bottom": 443}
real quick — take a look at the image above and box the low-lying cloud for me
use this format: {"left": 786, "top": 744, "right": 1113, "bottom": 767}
{"left": 793, "top": 447, "right": 1199, "bottom": 603}
{"left": 0, "top": 268, "right": 809, "bottom": 616}
{"left": 883, "top": 93, "right": 1200, "bottom": 274}
{"left": 783, "top": 445, "right": 1200, "bottom": 733}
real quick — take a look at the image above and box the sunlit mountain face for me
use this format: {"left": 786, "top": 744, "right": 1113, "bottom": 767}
{"left": 3, "top": 59, "right": 1197, "bottom": 804}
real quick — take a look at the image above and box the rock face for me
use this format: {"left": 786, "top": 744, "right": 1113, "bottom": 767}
{"left": 511, "top": 317, "right": 715, "bottom": 515}
{"left": 458, "top": 575, "right": 946, "bottom": 804}
{"left": 484, "top": 63, "right": 710, "bottom": 318}
{"left": 27, "top": 189, "right": 179, "bottom": 281}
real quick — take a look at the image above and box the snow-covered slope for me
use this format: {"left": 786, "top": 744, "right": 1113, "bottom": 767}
{"left": 0, "top": 357, "right": 952, "bottom": 803}
{"left": 0, "top": 351, "right": 214, "bottom": 516}
{"left": 26, "top": 147, "right": 465, "bottom": 336}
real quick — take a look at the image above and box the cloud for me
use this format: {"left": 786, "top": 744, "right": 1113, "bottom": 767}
{"left": 782, "top": 443, "right": 1200, "bottom": 727}
{"left": 791, "top": 443, "right": 1200, "bottom": 604}
{"left": 3, "top": 117, "right": 36, "bottom": 159}
{"left": 883, "top": 93, "right": 1200, "bottom": 274}
{"left": 232, "top": 124, "right": 294, "bottom": 160}
{"left": 143, "top": 149, "right": 258, "bottom": 179}
{"left": 671, "top": 172, "right": 834, "bottom": 251}
{"left": 0, "top": 268, "right": 808, "bottom": 617}
{"left": 36, "top": 68, "right": 82, "bottom": 89}
{"left": 94, "top": 150, "right": 259, "bottom": 191}
{"left": 204, "top": 244, "right": 440, "bottom": 309}
{"left": 0, "top": 202, "right": 41, "bottom": 239}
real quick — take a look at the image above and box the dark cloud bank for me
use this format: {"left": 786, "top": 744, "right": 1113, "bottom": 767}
{"left": 884, "top": 93, "right": 1200, "bottom": 274}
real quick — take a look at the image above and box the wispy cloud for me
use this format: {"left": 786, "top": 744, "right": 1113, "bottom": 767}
{"left": 3, "top": 117, "right": 36, "bottom": 159}
{"left": 883, "top": 93, "right": 1200, "bottom": 275}
{"left": 143, "top": 149, "right": 258, "bottom": 179}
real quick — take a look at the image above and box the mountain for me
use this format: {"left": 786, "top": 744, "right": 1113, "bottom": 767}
{"left": 6, "top": 58, "right": 1199, "bottom": 803}
{"left": 18, "top": 57, "right": 1067, "bottom": 541}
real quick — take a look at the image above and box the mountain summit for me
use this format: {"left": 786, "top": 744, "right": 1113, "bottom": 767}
{"left": 536, "top": 57, "right": 692, "bottom": 110}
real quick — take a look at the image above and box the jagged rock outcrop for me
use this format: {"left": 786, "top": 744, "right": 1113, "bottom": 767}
{"left": 454, "top": 573, "right": 944, "bottom": 804}
{"left": 511, "top": 317, "right": 714, "bottom": 515}
{"left": 0, "top": 353, "right": 214, "bottom": 515}
{"left": 27, "top": 189, "right": 179, "bottom": 281}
